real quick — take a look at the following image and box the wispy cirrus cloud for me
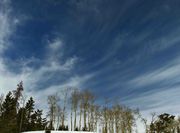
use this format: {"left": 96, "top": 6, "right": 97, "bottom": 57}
{"left": 0, "top": 0, "right": 12, "bottom": 53}
{"left": 0, "top": 0, "right": 92, "bottom": 111}
{"left": 127, "top": 56, "right": 180, "bottom": 89}
{"left": 120, "top": 55, "right": 180, "bottom": 127}
{"left": 125, "top": 84, "right": 180, "bottom": 132}
{"left": 1, "top": 1, "right": 180, "bottom": 133}
{"left": 0, "top": 0, "right": 22, "bottom": 93}
{"left": 0, "top": 35, "right": 90, "bottom": 109}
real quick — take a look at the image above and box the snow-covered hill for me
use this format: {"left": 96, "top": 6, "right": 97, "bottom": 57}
{"left": 22, "top": 131, "right": 95, "bottom": 133}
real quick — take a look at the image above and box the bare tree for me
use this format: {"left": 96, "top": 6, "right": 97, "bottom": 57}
{"left": 89, "top": 104, "right": 96, "bottom": 131}
{"left": 79, "top": 94, "right": 83, "bottom": 130}
{"left": 13, "top": 81, "right": 24, "bottom": 111}
{"left": 47, "top": 94, "right": 58, "bottom": 130}
{"left": 112, "top": 104, "right": 123, "bottom": 133}
{"left": 102, "top": 107, "right": 109, "bottom": 133}
{"left": 70, "top": 103, "right": 73, "bottom": 131}
{"left": 56, "top": 105, "right": 61, "bottom": 130}
{"left": 94, "top": 105, "right": 100, "bottom": 132}
{"left": 150, "top": 112, "right": 156, "bottom": 123}
{"left": 71, "top": 89, "right": 80, "bottom": 130}
{"left": 149, "top": 112, "right": 156, "bottom": 133}
{"left": 81, "top": 90, "right": 94, "bottom": 130}
{"left": 125, "top": 108, "right": 136, "bottom": 133}
{"left": 12, "top": 81, "right": 25, "bottom": 132}
{"left": 88, "top": 96, "right": 96, "bottom": 131}
{"left": 19, "top": 95, "right": 27, "bottom": 133}
{"left": 60, "top": 88, "right": 69, "bottom": 129}
{"left": 107, "top": 109, "right": 114, "bottom": 133}
{"left": 101, "top": 100, "right": 109, "bottom": 133}
{"left": 141, "top": 117, "right": 148, "bottom": 133}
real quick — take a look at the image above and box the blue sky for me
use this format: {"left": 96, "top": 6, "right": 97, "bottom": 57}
{"left": 1, "top": 0, "right": 180, "bottom": 125}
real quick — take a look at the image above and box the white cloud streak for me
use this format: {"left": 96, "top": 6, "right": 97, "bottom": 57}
{"left": 122, "top": 56, "right": 180, "bottom": 133}
{"left": 0, "top": 0, "right": 11, "bottom": 53}
{"left": 128, "top": 56, "right": 180, "bottom": 88}
{"left": 0, "top": 0, "right": 92, "bottom": 112}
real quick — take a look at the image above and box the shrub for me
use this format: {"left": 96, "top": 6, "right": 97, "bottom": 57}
{"left": 75, "top": 127, "right": 79, "bottom": 131}
{"left": 45, "top": 130, "right": 51, "bottom": 133}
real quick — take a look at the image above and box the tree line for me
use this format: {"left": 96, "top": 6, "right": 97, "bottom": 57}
{"left": 1, "top": 82, "right": 180, "bottom": 133}
{"left": 46, "top": 88, "right": 141, "bottom": 133}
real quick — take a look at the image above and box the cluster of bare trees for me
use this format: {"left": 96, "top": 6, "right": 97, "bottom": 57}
{"left": 100, "top": 104, "right": 138, "bottom": 133}
{"left": 47, "top": 88, "right": 69, "bottom": 130}
{"left": 46, "top": 88, "right": 139, "bottom": 133}
{"left": 47, "top": 89, "right": 98, "bottom": 131}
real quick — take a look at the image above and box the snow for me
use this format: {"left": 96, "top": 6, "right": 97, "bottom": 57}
{"left": 22, "top": 131, "right": 95, "bottom": 133}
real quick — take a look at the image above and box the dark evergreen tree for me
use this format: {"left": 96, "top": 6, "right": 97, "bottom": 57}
{"left": 17, "top": 107, "right": 26, "bottom": 132}
{"left": 0, "top": 83, "right": 47, "bottom": 133}
{"left": 0, "top": 92, "right": 17, "bottom": 133}
{"left": 24, "top": 97, "right": 35, "bottom": 131}
{"left": 34, "top": 109, "right": 45, "bottom": 130}
{"left": 150, "top": 113, "right": 176, "bottom": 132}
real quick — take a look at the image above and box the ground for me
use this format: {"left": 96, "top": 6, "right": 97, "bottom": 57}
{"left": 22, "top": 131, "right": 95, "bottom": 133}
